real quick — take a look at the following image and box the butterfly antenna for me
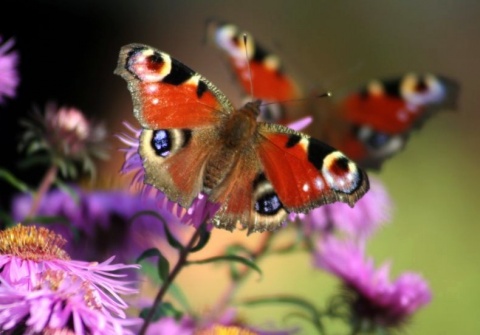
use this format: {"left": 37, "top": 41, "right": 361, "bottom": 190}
{"left": 260, "top": 91, "right": 332, "bottom": 107}
{"left": 243, "top": 34, "right": 255, "bottom": 101}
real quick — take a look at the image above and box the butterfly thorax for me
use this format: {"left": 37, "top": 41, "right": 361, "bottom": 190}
{"left": 203, "top": 101, "right": 260, "bottom": 192}
{"left": 223, "top": 101, "right": 260, "bottom": 148}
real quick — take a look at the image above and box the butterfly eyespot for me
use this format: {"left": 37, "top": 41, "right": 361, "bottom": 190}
{"left": 401, "top": 73, "right": 445, "bottom": 106}
{"left": 322, "top": 152, "right": 361, "bottom": 193}
{"left": 366, "top": 132, "right": 391, "bottom": 149}
{"left": 144, "top": 129, "right": 192, "bottom": 160}
{"left": 415, "top": 79, "right": 428, "bottom": 92}
{"left": 254, "top": 192, "right": 283, "bottom": 215}
{"left": 252, "top": 172, "right": 286, "bottom": 216}
{"left": 126, "top": 48, "right": 171, "bottom": 82}
{"left": 151, "top": 130, "right": 171, "bottom": 157}
{"left": 231, "top": 35, "right": 241, "bottom": 46}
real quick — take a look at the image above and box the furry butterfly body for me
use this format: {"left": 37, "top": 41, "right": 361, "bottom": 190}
{"left": 115, "top": 44, "right": 369, "bottom": 233}
{"left": 207, "top": 21, "right": 460, "bottom": 170}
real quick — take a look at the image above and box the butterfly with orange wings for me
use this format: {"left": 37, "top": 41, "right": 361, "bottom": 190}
{"left": 205, "top": 20, "right": 459, "bottom": 170}
{"left": 115, "top": 43, "right": 369, "bottom": 233}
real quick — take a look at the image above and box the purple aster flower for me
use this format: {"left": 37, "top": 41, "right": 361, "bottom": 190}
{"left": 0, "top": 225, "right": 141, "bottom": 334}
{"left": 299, "top": 176, "right": 392, "bottom": 238}
{"left": 117, "top": 122, "right": 219, "bottom": 229}
{"left": 0, "top": 270, "right": 140, "bottom": 335}
{"left": 12, "top": 187, "right": 184, "bottom": 263}
{"left": 314, "top": 237, "right": 431, "bottom": 329}
{"left": 145, "top": 316, "right": 195, "bottom": 335}
{"left": 19, "top": 102, "right": 108, "bottom": 178}
{"left": 0, "top": 37, "right": 19, "bottom": 104}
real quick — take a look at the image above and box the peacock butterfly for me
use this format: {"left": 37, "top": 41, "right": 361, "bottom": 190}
{"left": 332, "top": 74, "right": 459, "bottom": 169}
{"left": 115, "top": 44, "right": 369, "bottom": 233}
{"left": 206, "top": 20, "right": 460, "bottom": 170}
{"left": 205, "top": 19, "right": 302, "bottom": 125}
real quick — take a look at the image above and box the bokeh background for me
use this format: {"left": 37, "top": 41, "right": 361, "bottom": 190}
{"left": 1, "top": 1, "right": 479, "bottom": 334}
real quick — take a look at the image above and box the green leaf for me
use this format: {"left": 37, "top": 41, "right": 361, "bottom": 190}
{"left": 190, "top": 223, "right": 211, "bottom": 252}
{"left": 136, "top": 247, "right": 170, "bottom": 282}
{"left": 241, "top": 296, "right": 324, "bottom": 334}
{"left": 225, "top": 244, "right": 254, "bottom": 281}
{"left": 17, "top": 154, "right": 51, "bottom": 170}
{"left": 0, "top": 210, "right": 16, "bottom": 228}
{"left": 140, "top": 262, "right": 193, "bottom": 314}
{"left": 129, "top": 210, "right": 184, "bottom": 251}
{"left": 187, "top": 255, "right": 262, "bottom": 278}
{"left": 283, "top": 312, "right": 325, "bottom": 335}
{"left": 23, "top": 215, "right": 71, "bottom": 225}
{"left": 0, "top": 168, "right": 31, "bottom": 192}
{"left": 139, "top": 302, "right": 183, "bottom": 321}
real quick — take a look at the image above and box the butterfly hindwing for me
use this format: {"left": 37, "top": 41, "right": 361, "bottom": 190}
{"left": 115, "top": 43, "right": 234, "bottom": 129}
{"left": 139, "top": 128, "right": 215, "bottom": 208}
{"left": 208, "top": 146, "right": 289, "bottom": 233}
{"left": 257, "top": 123, "right": 369, "bottom": 213}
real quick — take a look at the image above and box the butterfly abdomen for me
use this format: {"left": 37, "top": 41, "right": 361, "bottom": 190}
{"left": 203, "top": 148, "right": 237, "bottom": 192}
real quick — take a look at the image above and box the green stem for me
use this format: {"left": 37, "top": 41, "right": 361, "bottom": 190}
{"left": 26, "top": 165, "right": 58, "bottom": 219}
{"left": 201, "top": 231, "right": 273, "bottom": 325}
{"left": 138, "top": 223, "right": 204, "bottom": 335}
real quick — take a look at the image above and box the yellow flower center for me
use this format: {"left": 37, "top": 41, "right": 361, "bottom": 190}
{"left": 0, "top": 225, "right": 70, "bottom": 261}
{"left": 196, "top": 325, "right": 258, "bottom": 335}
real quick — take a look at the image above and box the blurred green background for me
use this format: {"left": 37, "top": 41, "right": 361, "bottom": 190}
{"left": 2, "top": 1, "right": 479, "bottom": 334}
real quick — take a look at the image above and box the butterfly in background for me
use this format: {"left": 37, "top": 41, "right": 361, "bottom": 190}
{"left": 115, "top": 44, "right": 369, "bottom": 233}
{"left": 206, "top": 20, "right": 460, "bottom": 170}
{"left": 205, "top": 19, "right": 303, "bottom": 125}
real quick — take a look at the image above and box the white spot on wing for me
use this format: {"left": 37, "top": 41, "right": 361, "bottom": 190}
{"left": 314, "top": 177, "right": 324, "bottom": 190}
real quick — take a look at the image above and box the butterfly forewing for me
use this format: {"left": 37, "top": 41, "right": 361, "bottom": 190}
{"left": 115, "top": 43, "right": 235, "bottom": 129}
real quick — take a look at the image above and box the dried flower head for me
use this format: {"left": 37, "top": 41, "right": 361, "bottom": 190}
{"left": 314, "top": 237, "right": 431, "bottom": 330}
{"left": 0, "top": 36, "right": 19, "bottom": 104}
{"left": 19, "top": 102, "right": 108, "bottom": 178}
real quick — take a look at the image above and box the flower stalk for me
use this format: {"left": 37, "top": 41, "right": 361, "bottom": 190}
{"left": 26, "top": 164, "right": 58, "bottom": 219}
{"left": 139, "top": 222, "right": 205, "bottom": 335}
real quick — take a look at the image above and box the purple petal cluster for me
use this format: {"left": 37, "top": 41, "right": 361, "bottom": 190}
{"left": 0, "top": 37, "right": 19, "bottom": 104}
{"left": 314, "top": 237, "right": 431, "bottom": 328}
{"left": 0, "top": 225, "right": 141, "bottom": 334}
{"left": 12, "top": 187, "right": 183, "bottom": 263}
